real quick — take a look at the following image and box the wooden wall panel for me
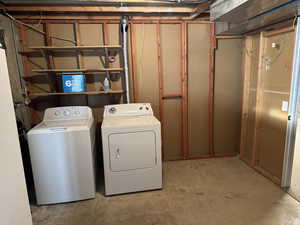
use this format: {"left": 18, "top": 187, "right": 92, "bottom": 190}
{"left": 214, "top": 38, "right": 243, "bottom": 155}
{"left": 79, "top": 24, "right": 104, "bottom": 92}
{"left": 134, "top": 24, "right": 160, "bottom": 119}
{"left": 187, "top": 23, "right": 210, "bottom": 157}
{"left": 163, "top": 99, "right": 182, "bottom": 160}
{"left": 51, "top": 24, "right": 77, "bottom": 69}
{"left": 24, "top": 25, "right": 55, "bottom": 124}
{"left": 256, "top": 31, "right": 295, "bottom": 179}
{"left": 79, "top": 24, "right": 104, "bottom": 70}
{"left": 240, "top": 35, "right": 260, "bottom": 163}
{"left": 161, "top": 24, "right": 181, "bottom": 95}
{"left": 25, "top": 25, "right": 48, "bottom": 92}
{"left": 108, "top": 24, "right": 123, "bottom": 97}
{"left": 21, "top": 19, "right": 246, "bottom": 163}
{"left": 263, "top": 32, "right": 294, "bottom": 92}
{"left": 258, "top": 93, "right": 290, "bottom": 178}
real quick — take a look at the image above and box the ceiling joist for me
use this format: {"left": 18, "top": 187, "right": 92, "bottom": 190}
{"left": 5, "top": 5, "right": 195, "bottom": 13}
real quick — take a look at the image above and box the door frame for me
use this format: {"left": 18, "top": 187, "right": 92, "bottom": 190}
{"left": 282, "top": 12, "right": 300, "bottom": 188}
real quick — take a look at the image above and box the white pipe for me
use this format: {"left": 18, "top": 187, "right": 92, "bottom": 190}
{"left": 122, "top": 17, "right": 130, "bottom": 103}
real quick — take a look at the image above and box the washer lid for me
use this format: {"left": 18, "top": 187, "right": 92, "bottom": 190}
{"left": 28, "top": 119, "right": 91, "bottom": 135}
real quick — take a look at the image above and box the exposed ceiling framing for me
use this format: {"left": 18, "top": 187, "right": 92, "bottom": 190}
{"left": 0, "top": 0, "right": 213, "bottom": 17}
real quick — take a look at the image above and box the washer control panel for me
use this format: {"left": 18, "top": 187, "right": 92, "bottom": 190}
{"left": 43, "top": 106, "right": 92, "bottom": 121}
{"left": 104, "top": 103, "right": 153, "bottom": 118}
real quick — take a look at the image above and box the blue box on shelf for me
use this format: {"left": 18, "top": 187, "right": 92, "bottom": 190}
{"left": 61, "top": 72, "right": 86, "bottom": 93}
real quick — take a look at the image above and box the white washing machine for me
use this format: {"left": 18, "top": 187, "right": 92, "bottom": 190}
{"left": 27, "top": 106, "right": 96, "bottom": 205}
{"left": 101, "top": 103, "right": 162, "bottom": 195}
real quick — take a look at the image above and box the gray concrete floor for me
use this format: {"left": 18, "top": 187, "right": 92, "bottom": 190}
{"left": 31, "top": 157, "right": 300, "bottom": 225}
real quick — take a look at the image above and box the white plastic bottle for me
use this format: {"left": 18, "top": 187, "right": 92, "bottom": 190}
{"left": 103, "top": 77, "right": 110, "bottom": 91}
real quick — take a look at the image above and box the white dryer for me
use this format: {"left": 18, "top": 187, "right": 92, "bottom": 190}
{"left": 101, "top": 103, "right": 162, "bottom": 195}
{"left": 27, "top": 106, "right": 96, "bottom": 205}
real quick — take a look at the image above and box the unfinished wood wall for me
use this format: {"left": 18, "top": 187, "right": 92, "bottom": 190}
{"left": 20, "top": 21, "right": 123, "bottom": 124}
{"left": 187, "top": 23, "right": 211, "bottom": 158}
{"left": 20, "top": 19, "right": 244, "bottom": 161}
{"left": 214, "top": 38, "right": 243, "bottom": 156}
{"left": 240, "top": 28, "right": 296, "bottom": 184}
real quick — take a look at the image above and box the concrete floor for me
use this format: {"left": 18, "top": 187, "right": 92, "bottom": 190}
{"left": 30, "top": 157, "right": 300, "bottom": 225}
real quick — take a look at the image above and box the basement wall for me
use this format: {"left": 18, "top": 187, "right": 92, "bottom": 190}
{"left": 0, "top": 15, "right": 31, "bottom": 129}
{"left": 240, "top": 27, "right": 296, "bottom": 184}
{"left": 18, "top": 18, "right": 243, "bottom": 161}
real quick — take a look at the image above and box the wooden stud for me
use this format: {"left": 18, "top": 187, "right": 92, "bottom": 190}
{"left": 129, "top": 22, "right": 138, "bottom": 102}
{"left": 102, "top": 22, "right": 111, "bottom": 77}
{"left": 181, "top": 21, "right": 188, "bottom": 160}
{"left": 156, "top": 21, "right": 165, "bottom": 160}
{"left": 74, "top": 23, "right": 84, "bottom": 69}
{"left": 185, "top": 20, "right": 213, "bottom": 24}
{"left": 251, "top": 32, "right": 267, "bottom": 166}
{"left": 216, "top": 35, "right": 244, "bottom": 39}
{"left": 264, "top": 26, "right": 295, "bottom": 37}
{"left": 103, "top": 22, "right": 109, "bottom": 44}
{"left": 208, "top": 23, "right": 216, "bottom": 156}
{"left": 44, "top": 23, "right": 57, "bottom": 92}
{"left": 18, "top": 24, "right": 31, "bottom": 76}
{"left": 162, "top": 94, "right": 182, "bottom": 99}
{"left": 239, "top": 37, "right": 253, "bottom": 160}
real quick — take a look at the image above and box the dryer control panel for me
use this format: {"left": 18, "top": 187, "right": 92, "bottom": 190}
{"left": 43, "top": 106, "right": 92, "bottom": 121}
{"left": 104, "top": 103, "right": 153, "bottom": 118}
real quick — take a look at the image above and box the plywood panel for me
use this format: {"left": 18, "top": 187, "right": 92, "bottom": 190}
{"left": 163, "top": 99, "right": 182, "bottom": 160}
{"left": 187, "top": 23, "right": 210, "bottom": 157}
{"left": 79, "top": 24, "right": 104, "bottom": 92}
{"left": 256, "top": 30, "right": 295, "bottom": 179}
{"left": 108, "top": 24, "right": 122, "bottom": 92}
{"left": 214, "top": 38, "right": 243, "bottom": 155}
{"left": 161, "top": 24, "right": 181, "bottom": 95}
{"left": 79, "top": 24, "right": 104, "bottom": 70}
{"left": 134, "top": 24, "right": 160, "bottom": 118}
{"left": 263, "top": 31, "right": 295, "bottom": 92}
{"left": 257, "top": 93, "right": 290, "bottom": 178}
{"left": 51, "top": 24, "right": 77, "bottom": 69}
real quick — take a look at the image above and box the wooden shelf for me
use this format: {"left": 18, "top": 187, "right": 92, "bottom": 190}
{"left": 28, "top": 45, "right": 122, "bottom": 51}
{"left": 29, "top": 90, "right": 124, "bottom": 97}
{"left": 32, "top": 68, "right": 123, "bottom": 73}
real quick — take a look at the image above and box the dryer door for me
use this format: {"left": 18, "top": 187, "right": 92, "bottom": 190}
{"left": 108, "top": 131, "right": 157, "bottom": 172}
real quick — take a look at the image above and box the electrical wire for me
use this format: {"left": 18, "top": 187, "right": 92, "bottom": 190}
{"left": 267, "top": 35, "right": 286, "bottom": 66}
{"left": 3, "top": 11, "right": 76, "bottom": 45}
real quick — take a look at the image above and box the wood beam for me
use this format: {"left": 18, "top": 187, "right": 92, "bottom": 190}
{"left": 189, "top": 1, "right": 210, "bottom": 19}
{"left": 6, "top": 5, "right": 194, "bottom": 13}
